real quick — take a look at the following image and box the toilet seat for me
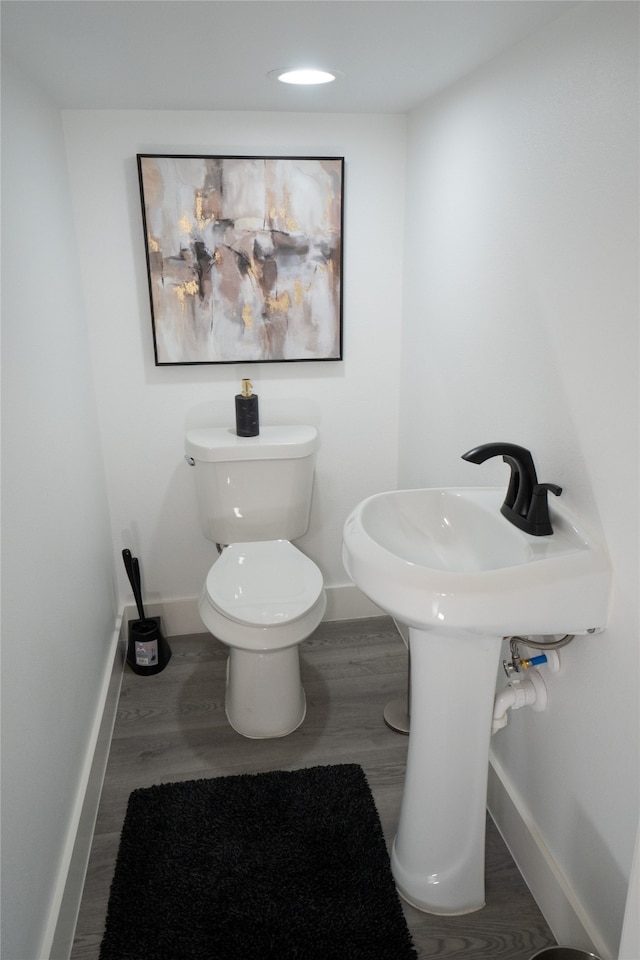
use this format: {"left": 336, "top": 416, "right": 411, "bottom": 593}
{"left": 205, "top": 540, "right": 324, "bottom": 626}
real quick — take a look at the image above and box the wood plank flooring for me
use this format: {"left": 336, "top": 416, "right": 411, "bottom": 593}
{"left": 71, "top": 617, "right": 556, "bottom": 959}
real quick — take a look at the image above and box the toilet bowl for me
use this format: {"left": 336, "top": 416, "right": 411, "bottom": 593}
{"left": 198, "top": 540, "right": 326, "bottom": 738}
{"left": 186, "top": 424, "right": 325, "bottom": 739}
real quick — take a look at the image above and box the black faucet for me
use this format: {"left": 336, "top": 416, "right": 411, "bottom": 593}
{"left": 461, "top": 442, "right": 562, "bottom": 536}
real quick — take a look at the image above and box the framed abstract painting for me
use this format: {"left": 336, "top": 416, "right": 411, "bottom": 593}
{"left": 137, "top": 154, "right": 344, "bottom": 365}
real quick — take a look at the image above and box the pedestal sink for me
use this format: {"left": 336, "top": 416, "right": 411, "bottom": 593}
{"left": 342, "top": 487, "right": 611, "bottom": 915}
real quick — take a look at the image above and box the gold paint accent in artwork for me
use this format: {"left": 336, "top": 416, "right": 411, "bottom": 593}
{"left": 267, "top": 291, "right": 291, "bottom": 313}
{"left": 174, "top": 279, "right": 199, "bottom": 308}
{"left": 195, "top": 193, "right": 215, "bottom": 228}
{"left": 292, "top": 280, "right": 306, "bottom": 306}
{"left": 242, "top": 303, "right": 254, "bottom": 329}
{"left": 246, "top": 258, "right": 259, "bottom": 282}
{"left": 195, "top": 194, "right": 205, "bottom": 226}
{"left": 179, "top": 211, "right": 193, "bottom": 235}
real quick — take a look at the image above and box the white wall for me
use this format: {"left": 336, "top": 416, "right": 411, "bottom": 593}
{"left": 4, "top": 4, "right": 638, "bottom": 957}
{"left": 62, "top": 110, "right": 406, "bottom": 621}
{"left": 1, "top": 58, "right": 117, "bottom": 960}
{"left": 399, "top": 4, "right": 639, "bottom": 957}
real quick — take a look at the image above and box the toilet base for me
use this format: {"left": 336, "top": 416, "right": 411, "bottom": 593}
{"left": 225, "top": 645, "right": 306, "bottom": 739}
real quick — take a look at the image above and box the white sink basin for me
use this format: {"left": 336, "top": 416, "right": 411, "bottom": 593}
{"left": 343, "top": 486, "right": 611, "bottom": 636}
{"left": 342, "top": 486, "right": 612, "bottom": 915}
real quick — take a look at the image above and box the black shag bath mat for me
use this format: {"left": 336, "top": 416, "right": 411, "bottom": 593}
{"left": 99, "top": 763, "right": 417, "bottom": 960}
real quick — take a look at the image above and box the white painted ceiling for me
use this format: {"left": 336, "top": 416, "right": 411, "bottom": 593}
{"left": 2, "top": 0, "right": 579, "bottom": 113}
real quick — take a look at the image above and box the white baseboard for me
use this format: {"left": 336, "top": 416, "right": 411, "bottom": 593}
{"left": 131, "top": 584, "right": 384, "bottom": 637}
{"left": 487, "top": 752, "right": 611, "bottom": 960}
{"left": 46, "top": 618, "right": 127, "bottom": 960}
{"left": 324, "top": 583, "right": 384, "bottom": 621}
{"left": 619, "top": 824, "right": 640, "bottom": 960}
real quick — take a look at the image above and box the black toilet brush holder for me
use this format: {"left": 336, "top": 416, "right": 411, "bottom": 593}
{"left": 122, "top": 548, "right": 171, "bottom": 676}
{"left": 126, "top": 616, "right": 172, "bottom": 676}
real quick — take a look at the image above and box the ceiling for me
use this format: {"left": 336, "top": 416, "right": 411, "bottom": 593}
{"left": 2, "top": 1, "right": 579, "bottom": 113}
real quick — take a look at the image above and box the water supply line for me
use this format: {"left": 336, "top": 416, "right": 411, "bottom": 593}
{"left": 503, "top": 635, "right": 570, "bottom": 678}
{"left": 510, "top": 632, "right": 575, "bottom": 651}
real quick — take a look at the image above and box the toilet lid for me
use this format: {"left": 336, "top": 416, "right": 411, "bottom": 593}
{"left": 205, "top": 541, "right": 324, "bottom": 626}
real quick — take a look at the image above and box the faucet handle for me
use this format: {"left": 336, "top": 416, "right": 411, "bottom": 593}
{"left": 535, "top": 483, "right": 562, "bottom": 497}
{"left": 527, "top": 483, "right": 562, "bottom": 535}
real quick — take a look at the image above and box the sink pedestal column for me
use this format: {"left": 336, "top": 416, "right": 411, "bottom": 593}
{"left": 390, "top": 627, "right": 502, "bottom": 914}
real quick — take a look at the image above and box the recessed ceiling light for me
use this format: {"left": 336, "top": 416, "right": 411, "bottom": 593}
{"left": 268, "top": 68, "right": 341, "bottom": 86}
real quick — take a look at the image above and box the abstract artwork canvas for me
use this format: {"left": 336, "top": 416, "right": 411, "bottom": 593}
{"left": 137, "top": 155, "right": 344, "bottom": 365}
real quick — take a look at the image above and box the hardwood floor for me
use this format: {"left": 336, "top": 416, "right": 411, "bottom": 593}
{"left": 71, "top": 617, "right": 555, "bottom": 959}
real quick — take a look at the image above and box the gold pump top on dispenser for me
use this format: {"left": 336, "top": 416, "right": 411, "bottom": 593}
{"left": 241, "top": 379, "right": 253, "bottom": 398}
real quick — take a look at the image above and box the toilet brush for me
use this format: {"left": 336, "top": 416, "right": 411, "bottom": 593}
{"left": 122, "top": 549, "right": 171, "bottom": 676}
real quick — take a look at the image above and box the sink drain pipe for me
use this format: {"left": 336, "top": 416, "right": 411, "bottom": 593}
{"left": 492, "top": 634, "right": 579, "bottom": 733}
{"left": 492, "top": 669, "right": 548, "bottom": 733}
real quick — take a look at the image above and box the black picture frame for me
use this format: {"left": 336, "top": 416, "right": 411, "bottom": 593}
{"left": 137, "top": 154, "right": 344, "bottom": 365}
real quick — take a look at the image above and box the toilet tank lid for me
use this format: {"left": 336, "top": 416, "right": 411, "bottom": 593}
{"left": 185, "top": 425, "right": 318, "bottom": 462}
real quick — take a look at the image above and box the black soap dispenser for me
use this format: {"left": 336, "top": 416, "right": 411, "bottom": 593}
{"left": 235, "top": 379, "right": 259, "bottom": 437}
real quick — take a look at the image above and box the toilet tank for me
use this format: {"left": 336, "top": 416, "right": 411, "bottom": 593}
{"left": 185, "top": 425, "right": 318, "bottom": 544}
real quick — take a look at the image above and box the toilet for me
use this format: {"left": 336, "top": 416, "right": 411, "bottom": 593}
{"left": 185, "top": 425, "right": 326, "bottom": 739}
